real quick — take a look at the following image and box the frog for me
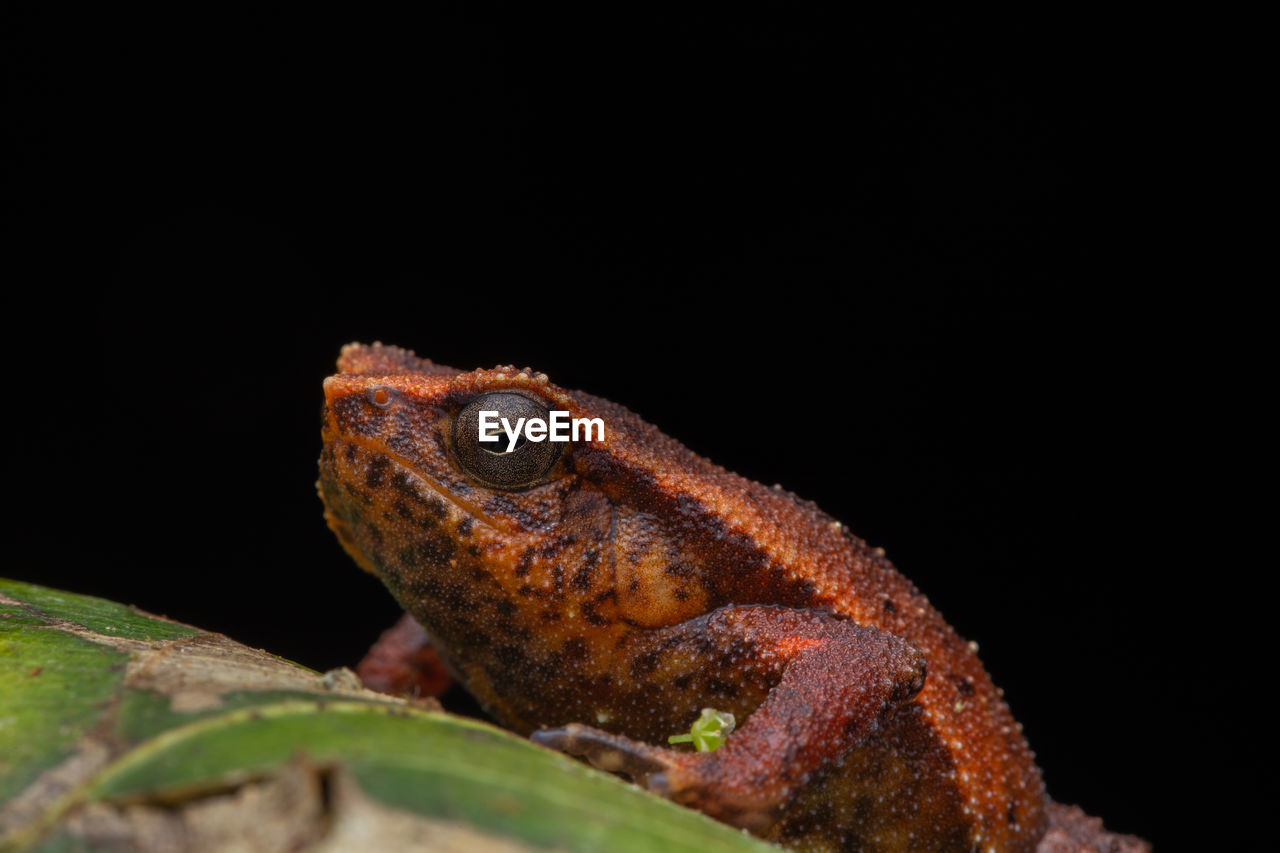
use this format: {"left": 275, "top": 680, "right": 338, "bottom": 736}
{"left": 317, "top": 342, "right": 1149, "bottom": 853}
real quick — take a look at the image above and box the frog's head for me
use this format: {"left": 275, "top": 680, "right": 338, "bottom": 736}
{"left": 319, "top": 341, "right": 586, "bottom": 609}
{"left": 319, "top": 343, "right": 832, "bottom": 701}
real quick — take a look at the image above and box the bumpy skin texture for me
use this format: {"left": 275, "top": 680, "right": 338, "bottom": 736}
{"left": 318, "top": 343, "right": 1146, "bottom": 853}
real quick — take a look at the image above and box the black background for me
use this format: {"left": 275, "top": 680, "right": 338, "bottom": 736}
{"left": 6, "top": 8, "right": 1222, "bottom": 850}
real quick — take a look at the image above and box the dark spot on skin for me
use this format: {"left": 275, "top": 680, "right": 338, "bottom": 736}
{"left": 365, "top": 456, "right": 390, "bottom": 489}
{"left": 495, "top": 646, "right": 524, "bottom": 668}
{"left": 539, "top": 609, "right": 561, "bottom": 622}
{"left": 571, "top": 563, "right": 594, "bottom": 591}
{"left": 663, "top": 562, "right": 695, "bottom": 578}
{"left": 496, "top": 600, "right": 516, "bottom": 618}
{"left": 951, "top": 675, "right": 976, "bottom": 696}
{"left": 384, "top": 422, "right": 414, "bottom": 455}
{"left": 515, "top": 549, "right": 534, "bottom": 577}
{"left": 531, "top": 656, "right": 560, "bottom": 681}
{"left": 699, "top": 541, "right": 774, "bottom": 606}
{"left": 706, "top": 678, "right": 740, "bottom": 698}
{"left": 516, "top": 585, "right": 543, "bottom": 599}
{"left": 407, "top": 576, "right": 466, "bottom": 610}
{"left": 552, "top": 564, "right": 564, "bottom": 593}
{"left": 803, "top": 802, "right": 835, "bottom": 836}
{"left": 397, "top": 547, "right": 420, "bottom": 569}
{"left": 457, "top": 517, "right": 474, "bottom": 537}
{"left": 390, "top": 471, "right": 438, "bottom": 511}
{"left": 632, "top": 651, "right": 660, "bottom": 677}
{"left": 582, "top": 549, "right": 599, "bottom": 569}
{"left": 793, "top": 578, "right": 818, "bottom": 602}
{"left": 481, "top": 492, "right": 548, "bottom": 529}
{"left": 581, "top": 590, "right": 616, "bottom": 626}
{"left": 674, "top": 589, "right": 689, "bottom": 602}
{"left": 414, "top": 532, "right": 456, "bottom": 564}
{"left": 673, "top": 674, "right": 692, "bottom": 689}
{"left": 345, "top": 443, "right": 357, "bottom": 463}
{"left": 628, "top": 579, "right": 640, "bottom": 592}
{"left": 468, "top": 545, "right": 481, "bottom": 557}
{"left": 883, "top": 598, "right": 897, "bottom": 614}
{"left": 717, "top": 638, "right": 756, "bottom": 668}
{"left": 462, "top": 630, "right": 490, "bottom": 649}
{"left": 539, "top": 538, "right": 571, "bottom": 561}
{"left": 674, "top": 494, "right": 702, "bottom": 520}
{"left": 384, "top": 466, "right": 450, "bottom": 517}
{"left": 1008, "top": 803, "right": 1018, "bottom": 825}
{"left": 563, "top": 638, "right": 587, "bottom": 660}
{"left": 394, "top": 500, "right": 414, "bottom": 520}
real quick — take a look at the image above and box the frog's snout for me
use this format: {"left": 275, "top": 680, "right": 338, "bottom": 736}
{"left": 321, "top": 374, "right": 394, "bottom": 440}
{"left": 321, "top": 374, "right": 362, "bottom": 408}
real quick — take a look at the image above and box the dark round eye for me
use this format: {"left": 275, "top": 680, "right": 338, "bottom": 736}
{"left": 452, "top": 393, "right": 564, "bottom": 489}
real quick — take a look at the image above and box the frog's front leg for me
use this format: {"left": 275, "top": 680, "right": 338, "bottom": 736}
{"left": 532, "top": 605, "right": 926, "bottom": 834}
{"left": 356, "top": 613, "right": 453, "bottom": 698}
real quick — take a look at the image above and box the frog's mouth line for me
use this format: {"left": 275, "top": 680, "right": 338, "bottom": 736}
{"left": 341, "top": 432, "right": 507, "bottom": 531}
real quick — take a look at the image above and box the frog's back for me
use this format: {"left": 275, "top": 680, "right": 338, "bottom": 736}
{"left": 571, "top": 386, "right": 1048, "bottom": 851}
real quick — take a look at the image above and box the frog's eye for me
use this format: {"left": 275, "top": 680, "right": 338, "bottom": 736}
{"left": 452, "top": 392, "right": 564, "bottom": 489}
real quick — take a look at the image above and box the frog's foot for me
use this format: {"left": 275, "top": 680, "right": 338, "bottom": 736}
{"left": 1037, "top": 802, "right": 1151, "bottom": 853}
{"left": 531, "top": 724, "right": 778, "bottom": 833}
{"left": 356, "top": 613, "right": 452, "bottom": 698}
{"left": 531, "top": 724, "right": 677, "bottom": 785}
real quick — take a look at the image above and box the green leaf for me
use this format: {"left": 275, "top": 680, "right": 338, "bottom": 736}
{"left": 0, "top": 580, "right": 775, "bottom": 852}
{"left": 0, "top": 603, "right": 127, "bottom": 804}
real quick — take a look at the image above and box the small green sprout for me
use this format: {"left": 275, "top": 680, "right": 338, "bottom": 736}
{"left": 668, "top": 707, "right": 736, "bottom": 752}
